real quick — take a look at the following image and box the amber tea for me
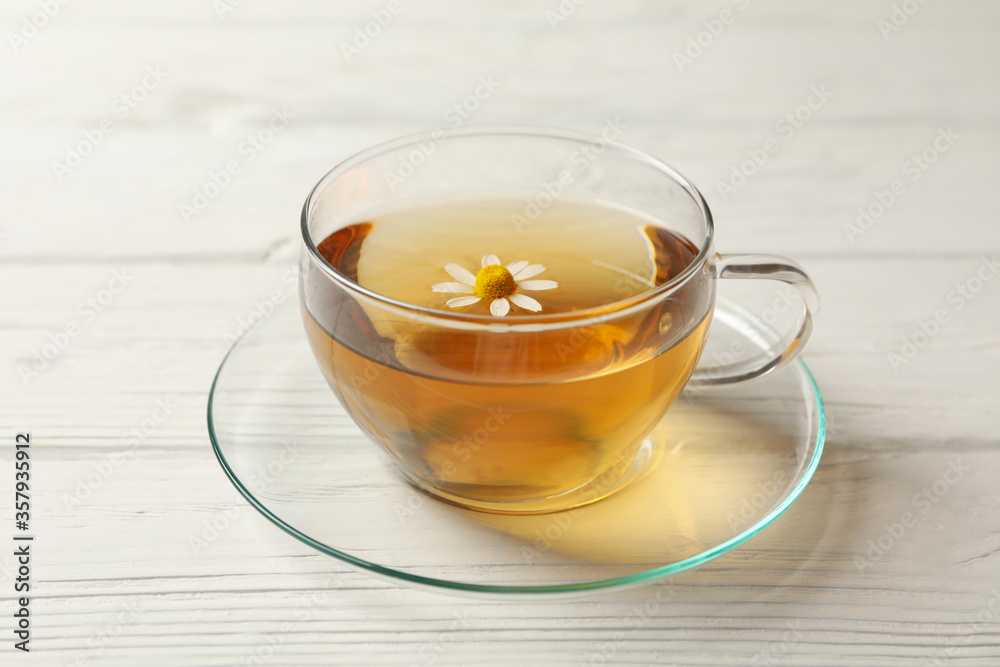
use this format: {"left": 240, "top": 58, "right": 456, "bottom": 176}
{"left": 299, "top": 128, "right": 819, "bottom": 514}
{"left": 301, "top": 194, "right": 714, "bottom": 512}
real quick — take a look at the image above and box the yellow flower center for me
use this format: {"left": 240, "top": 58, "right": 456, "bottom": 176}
{"left": 474, "top": 264, "right": 516, "bottom": 299}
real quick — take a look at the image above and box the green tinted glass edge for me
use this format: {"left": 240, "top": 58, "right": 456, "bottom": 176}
{"left": 207, "top": 334, "right": 825, "bottom": 599}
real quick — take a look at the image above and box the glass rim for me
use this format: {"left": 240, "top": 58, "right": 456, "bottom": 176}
{"left": 300, "top": 124, "right": 715, "bottom": 328}
{"left": 207, "top": 296, "right": 826, "bottom": 598}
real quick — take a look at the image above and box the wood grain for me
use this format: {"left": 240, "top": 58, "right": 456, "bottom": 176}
{"left": 1, "top": 0, "right": 999, "bottom": 665}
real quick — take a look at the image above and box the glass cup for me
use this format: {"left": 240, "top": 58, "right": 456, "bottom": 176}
{"left": 299, "top": 126, "right": 818, "bottom": 515}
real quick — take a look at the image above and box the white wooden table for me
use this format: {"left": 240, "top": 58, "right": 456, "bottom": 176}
{"left": 2, "top": 1, "right": 999, "bottom": 664}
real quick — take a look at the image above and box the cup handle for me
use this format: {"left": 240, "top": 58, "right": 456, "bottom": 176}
{"left": 687, "top": 253, "right": 819, "bottom": 388}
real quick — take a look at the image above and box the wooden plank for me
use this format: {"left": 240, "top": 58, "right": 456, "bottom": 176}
{"left": 0, "top": 451, "right": 995, "bottom": 664}
{"left": 0, "top": 124, "right": 996, "bottom": 260}
{"left": 2, "top": 256, "right": 996, "bottom": 448}
{"left": 2, "top": 0, "right": 1000, "bottom": 663}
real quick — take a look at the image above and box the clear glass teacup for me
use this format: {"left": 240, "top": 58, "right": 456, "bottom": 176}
{"left": 299, "top": 126, "right": 818, "bottom": 515}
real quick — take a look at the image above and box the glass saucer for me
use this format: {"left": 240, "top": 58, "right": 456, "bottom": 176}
{"left": 208, "top": 294, "right": 824, "bottom": 598}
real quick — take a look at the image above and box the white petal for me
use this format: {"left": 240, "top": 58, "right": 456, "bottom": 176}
{"left": 446, "top": 296, "right": 481, "bottom": 308}
{"left": 509, "top": 293, "right": 542, "bottom": 312}
{"left": 482, "top": 254, "right": 501, "bottom": 267}
{"left": 432, "top": 282, "right": 475, "bottom": 293}
{"left": 490, "top": 298, "right": 510, "bottom": 317}
{"left": 445, "top": 263, "right": 477, "bottom": 285}
{"left": 512, "top": 264, "right": 546, "bottom": 280}
{"left": 506, "top": 260, "right": 529, "bottom": 275}
{"left": 517, "top": 279, "right": 558, "bottom": 291}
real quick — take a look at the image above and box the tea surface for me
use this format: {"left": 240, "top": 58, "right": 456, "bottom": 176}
{"left": 302, "top": 195, "right": 713, "bottom": 511}
{"left": 322, "top": 196, "right": 698, "bottom": 316}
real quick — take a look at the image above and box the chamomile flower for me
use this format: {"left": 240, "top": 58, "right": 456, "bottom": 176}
{"left": 431, "top": 254, "right": 558, "bottom": 316}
